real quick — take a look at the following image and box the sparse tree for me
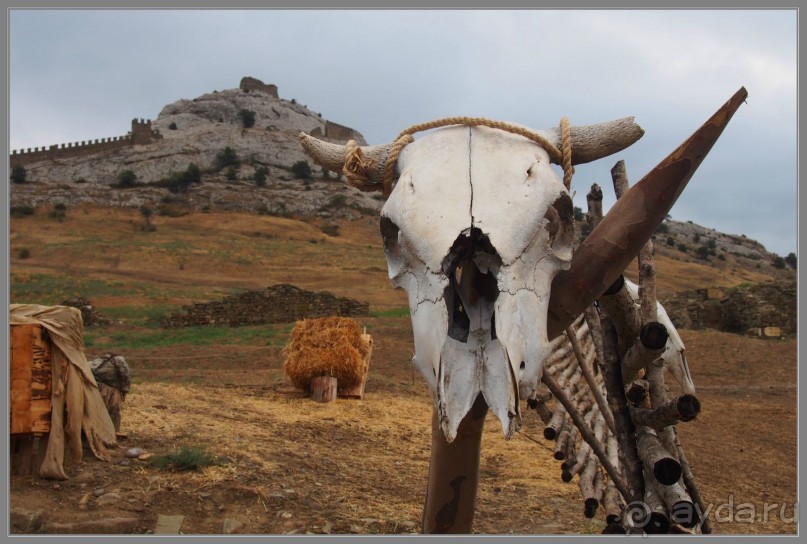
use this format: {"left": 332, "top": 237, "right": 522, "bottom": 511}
{"left": 214, "top": 146, "right": 241, "bottom": 170}
{"left": 772, "top": 256, "right": 786, "bottom": 269}
{"left": 185, "top": 163, "right": 202, "bottom": 184}
{"left": 785, "top": 252, "right": 797, "bottom": 269}
{"left": 254, "top": 166, "right": 269, "bottom": 186}
{"left": 239, "top": 109, "right": 256, "bottom": 128}
{"left": 292, "top": 160, "right": 312, "bottom": 180}
{"left": 11, "top": 165, "right": 27, "bottom": 184}
{"left": 50, "top": 202, "right": 67, "bottom": 222}
{"left": 140, "top": 205, "right": 155, "bottom": 231}
{"left": 117, "top": 170, "right": 137, "bottom": 188}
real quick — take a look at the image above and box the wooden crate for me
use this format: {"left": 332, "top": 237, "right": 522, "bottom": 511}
{"left": 10, "top": 324, "right": 52, "bottom": 435}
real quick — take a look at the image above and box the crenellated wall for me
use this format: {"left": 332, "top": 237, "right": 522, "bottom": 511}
{"left": 10, "top": 119, "right": 162, "bottom": 168}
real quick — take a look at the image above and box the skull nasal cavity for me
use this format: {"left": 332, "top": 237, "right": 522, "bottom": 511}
{"left": 444, "top": 228, "right": 501, "bottom": 343}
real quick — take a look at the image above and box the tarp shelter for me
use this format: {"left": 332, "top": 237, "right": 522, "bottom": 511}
{"left": 10, "top": 304, "right": 118, "bottom": 479}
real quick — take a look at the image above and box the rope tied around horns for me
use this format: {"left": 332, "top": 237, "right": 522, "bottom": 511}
{"left": 342, "top": 116, "right": 576, "bottom": 196}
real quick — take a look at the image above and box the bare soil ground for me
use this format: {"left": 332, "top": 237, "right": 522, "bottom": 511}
{"left": 8, "top": 206, "right": 797, "bottom": 535}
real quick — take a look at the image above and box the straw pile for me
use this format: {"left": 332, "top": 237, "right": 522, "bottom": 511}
{"left": 283, "top": 317, "right": 372, "bottom": 391}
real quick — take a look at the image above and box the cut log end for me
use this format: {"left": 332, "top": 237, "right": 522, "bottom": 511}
{"left": 584, "top": 498, "right": 600, "bottom": 519}
{"left": 602, "top": 523, "right": 627, "bottom": 534}
{"left": 678, "top": 394, "right": 702, "bottom": 422}
{"left": 646, "top": 512, "right": 671, "bottom": 534}
{"left": 653, "top": 457, "right": 683, "bottom": 486}
{"left": 639, "top": 321, "right": 669, "bottom": 350}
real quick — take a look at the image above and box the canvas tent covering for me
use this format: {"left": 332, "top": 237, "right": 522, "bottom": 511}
{"left": 10, "top": 304, "right": 118, "bottom": 479}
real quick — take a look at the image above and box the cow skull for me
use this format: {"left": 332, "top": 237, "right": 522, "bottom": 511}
{"left": 300, "top": 117, "right": 645, "bottom": 441}
{"left": 379, "top": 126, "right": 577, "bottom": 441}
{"left": 299, "top": 87, "right": 747, "bottom": 444}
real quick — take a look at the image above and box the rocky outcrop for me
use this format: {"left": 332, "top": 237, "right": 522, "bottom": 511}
{"left": 161, "top": 284, "right": 369, "bottom": 328}
{"left": 662, "top": 279, "right": 796, "bottom": 335}
{"left": 9, "top": 78, "right": 369, "bottom": 213}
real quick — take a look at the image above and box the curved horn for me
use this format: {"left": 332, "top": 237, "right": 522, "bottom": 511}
{"left": 298, "top": 133, "right": 395, "bottom": 192}
{"left": 546, "top": 87, "right": 748, "bottom": 338}
{"left": 537, "top": 117, "right": 645, "bottom": 165}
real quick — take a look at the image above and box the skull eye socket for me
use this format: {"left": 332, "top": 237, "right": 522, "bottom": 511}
{"left": 544, "top": 194, "right": 574, "bottom": 256}
{"left": 380, "top": 215, "right": 404, "bottom": 278}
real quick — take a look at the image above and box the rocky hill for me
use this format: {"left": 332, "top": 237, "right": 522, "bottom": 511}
{"left": 10, "top": 77, "right": 382, "bottom": 220}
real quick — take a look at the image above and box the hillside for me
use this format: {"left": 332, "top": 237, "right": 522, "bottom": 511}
{"left": 10, "top": 77, "right": 381, "bottom": 219}
{"left": 10, "top": 76, "right": 796, "bottom": 285}
{"left": 7, "top": 206, "right": 797, "bottom": 536}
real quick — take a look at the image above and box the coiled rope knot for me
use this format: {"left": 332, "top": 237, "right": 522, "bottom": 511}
{"left": 342, "top": 140, "right": 376, "bottom": 192}
{"left": 346, "top": 117, "right": 576, "bottom": 197}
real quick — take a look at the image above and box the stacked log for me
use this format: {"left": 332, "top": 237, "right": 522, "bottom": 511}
{"left": 528, "top": 174, "right": 707, "bottom": 534}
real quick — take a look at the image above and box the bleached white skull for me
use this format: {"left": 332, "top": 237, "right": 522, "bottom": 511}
{"left": 379, "top": 125, "right": 576, "bottom": 440}
{"left": 299, "top": 116, "right": 649, "bottom": 441}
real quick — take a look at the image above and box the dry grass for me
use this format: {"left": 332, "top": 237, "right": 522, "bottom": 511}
{"left": 8, "top": 205, "right": 796, "bottom": 535}
{"left": 283, "top": 317, "right": 372, "bottom": 390}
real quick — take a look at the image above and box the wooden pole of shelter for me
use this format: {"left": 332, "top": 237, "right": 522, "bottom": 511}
{"left": 598, "top": 317, "right": 644, "bottom": 504}
{"left": 630, "top": 395, "right": 701, "bottom": 430}
{"left": 674, "top": 427, "right": 713, "bottom": 534}
{"left": 541, "top": 371, "right": 630, "bottom": 500}
{"left": 565, "top": 325, "right": 616, "bottom": 435}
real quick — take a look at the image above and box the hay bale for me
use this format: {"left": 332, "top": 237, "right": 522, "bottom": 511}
{"left": 283, "top": 317, "right": 371, "bottom": 391}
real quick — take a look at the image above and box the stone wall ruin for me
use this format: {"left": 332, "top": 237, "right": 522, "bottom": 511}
{"left": 161, "top": 284, "right": 370, "bottom": 328}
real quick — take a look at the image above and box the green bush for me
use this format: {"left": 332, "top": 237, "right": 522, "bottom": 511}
{"left": 185, "top": 163, "right": 202, "bottom": 184}
{"left": 328, "top": 193, "right": 347, "bottom": 208}
{"left": 148, "top": 446, "right": 216, "bottom": 472}
{"left": 772, "top": 256, "right": 786, "bottom": 269}
{"left": 573, "top": 206, "right": 585, "bottom": 221}
{"left": 49, "top": 203, "right": 67, "bottom": 222}
{"left": 168, "top": 122, "right": 178, "bottom": 130}
{"left": 17, "top": 248, "right": 30, "bottom": 259}
{"left": 226, "top": 167, "right": 237, "bottom": 181}
{"left": 785, "top": 252, "right": 797, "bottom": 269}
{"left": 254, "top": 166, "right": 269, "bottom": 186}
{"left": 214, "top": 147, "right": 241, "bottom": 170}
{"left": 656, "top": 222, "right": 669, "bottom": 234}
{"left": 666, "top": 236, "right": 675, "bottom": 247}
{"left": 239, "top": 109, "right": 256, "bottom": 128}
{"left": 10, "top": 205, "right": 35, "bottom": 218}
{"left": 292, "top": 160, "right": 312, "bottom": 179}
{"left": 116, "top": 170, "right": 137, "bottom": 188}
{"left": 677, "top": 243, "right": 688, "bottom": 253}
{"left": 11, "top": 165, "right": 27, "bottom": 184}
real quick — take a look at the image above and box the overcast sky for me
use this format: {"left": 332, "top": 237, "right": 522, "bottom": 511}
{"left": 8, "top": 9, "right": 798, "bottom": 256}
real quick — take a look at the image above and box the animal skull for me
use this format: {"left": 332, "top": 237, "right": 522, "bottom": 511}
{"left": 379, "top": 126, "right": 575, "bottom": 441}
{"left": 299, "top": 87, "right": 746, "bottom": 445}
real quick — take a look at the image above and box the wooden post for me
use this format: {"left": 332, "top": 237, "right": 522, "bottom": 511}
{"left": 599, "top": 317, "right": 644, "bottom": 504}
{"left": 310, "top": 376, "right": 337, "bottom": 403}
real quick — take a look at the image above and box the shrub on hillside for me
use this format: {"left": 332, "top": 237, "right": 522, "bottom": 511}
{"left": 116, "top": 170, "right": 137, "bottom": 188}
{"left": 292, "top": 160, "right": 312, "bottom": 180}
{"left": 214, "top": 146, "right": 240, "bottom": 170}
{"left": 11, "top": 165, "right": 27, "bottom": 184}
